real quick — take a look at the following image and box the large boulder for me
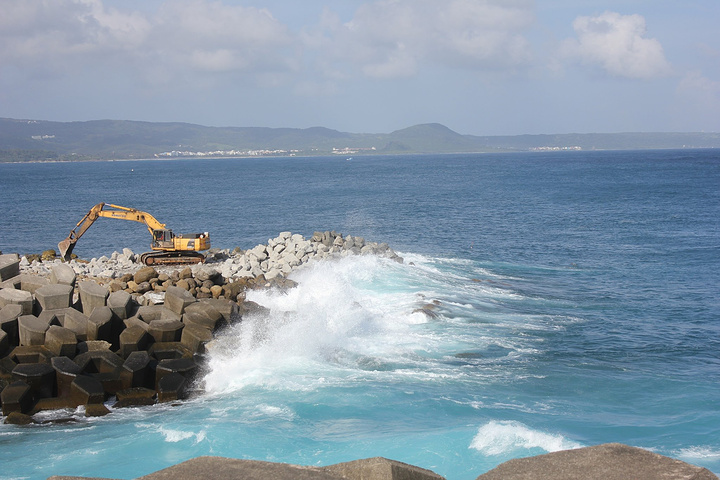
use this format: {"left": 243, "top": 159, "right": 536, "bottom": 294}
{"left": 475, "top": 443, "right": 718, "bottom": 480}
{"left": 134, "top": 266, "right": 158, "bottom": 284}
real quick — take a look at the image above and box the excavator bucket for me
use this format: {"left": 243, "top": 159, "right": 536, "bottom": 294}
{"left": 58, "top": 237, "right": 76, "bottom": 262}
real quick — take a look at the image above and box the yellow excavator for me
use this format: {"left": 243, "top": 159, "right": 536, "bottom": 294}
{"left": 58, "top": 203, "right": 211, "bottom": 265}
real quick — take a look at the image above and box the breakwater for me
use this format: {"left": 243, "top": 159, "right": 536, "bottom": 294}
{"left": 0, "top": 231, "right": 402, "bottom": 422}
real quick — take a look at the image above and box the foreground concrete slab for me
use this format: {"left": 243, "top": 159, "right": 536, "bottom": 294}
{"left": 475, "top": 443, "right": 718, "bottom": 480}
{"left": 45, "top": 445, "right": 719, "bottom": 480}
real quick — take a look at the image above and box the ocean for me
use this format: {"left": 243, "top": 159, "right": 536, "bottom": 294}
{"left": 0, "top": 150, "right": 718, "bottom": 480}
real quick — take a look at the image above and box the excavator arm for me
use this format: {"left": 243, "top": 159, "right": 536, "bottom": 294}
{"left": 58, "top": 203, "right": 169, "bottom": 261}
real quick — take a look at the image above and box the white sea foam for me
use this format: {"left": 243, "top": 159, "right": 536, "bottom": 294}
{"left": 204, "top": 255, "right": 448, "bottom": 394}
{"left": 675, "top": 446, "right": 720, "bottom": 460}
{"left": 470, "top": 420, "right": 582, "bottom": 456}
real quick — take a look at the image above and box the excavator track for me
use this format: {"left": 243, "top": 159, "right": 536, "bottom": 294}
{"left": 140, "top": 251, "right": 205, "bottom": 266}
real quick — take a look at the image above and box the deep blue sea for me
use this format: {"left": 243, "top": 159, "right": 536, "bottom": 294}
{"left": 0, "top": 150, "right": 718, "bottom": 480}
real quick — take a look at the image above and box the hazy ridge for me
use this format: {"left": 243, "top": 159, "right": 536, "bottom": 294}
{"left": 1, "top": 117, "right": 719, "bottom": 162}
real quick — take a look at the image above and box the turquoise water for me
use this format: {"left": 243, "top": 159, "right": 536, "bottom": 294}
{"left": 0, "top": 150, "right": 718, "bottom": 479}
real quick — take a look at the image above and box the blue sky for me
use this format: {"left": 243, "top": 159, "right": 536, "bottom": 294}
{"left": 1, "top": 0, "right": 718, "bottom": 135}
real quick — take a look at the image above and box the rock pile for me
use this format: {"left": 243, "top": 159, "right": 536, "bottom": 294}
{"left": 0, "top": 231, "right": 402, "bottom": 423}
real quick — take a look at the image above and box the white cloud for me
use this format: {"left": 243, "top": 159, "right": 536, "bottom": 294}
{"left": 0, "top": 0, "right": 293, "bottom": 80}
{"left": 561, "top": 11, "right": 671, "bottom": 79}
{"left": 316, "top": 0, "right": 535, "bottom": 78}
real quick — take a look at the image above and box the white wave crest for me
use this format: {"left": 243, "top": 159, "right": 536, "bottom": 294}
{"left": 470, "top": 420, "right": 582, "bottom": 456}
{"left": 158, "top": 426, "right": 206, "bottom": 444}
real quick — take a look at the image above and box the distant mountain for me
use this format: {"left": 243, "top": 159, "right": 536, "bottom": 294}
{"left": 1, "top": 117, "right": 718, "bottom": 162}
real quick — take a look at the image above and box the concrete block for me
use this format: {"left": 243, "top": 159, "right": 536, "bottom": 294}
{"left": 0, "top": 254, "right": 20, "bottom": 282}
{"left": 120, "top": 351, "right": 154, "bottom": 390}
{"left": 18, "top": 314, "right": 49, "bottom": 346}
{"left": 148, "top": 319, "right": 184, "bottom": 343}
{"left": 39, "top": 308, "right": 69, "bottom": 325}
{"left": 0, "top": 329, "right": 8, "bottom": 357}
{"left": 87, "top": 306, "right": 114, "bottom": 343}
{"left": 325, "top": 457, "right": 445, "bottom": 480}
{"left": 8, "top": 345, "right": 54, "bottom": 364}
{"left": 0, "top": 303, "right": 23, "bottom": 346}
{"left": 107, "top": 290, "right": 132, "bottom": 320}
{"left": 70, "top": 375, "right": 105, "bottom": 406}
{"left": 156, "top": 372, "right": 187, "bottom": 402}
{"left": 51, "top": 356, "right": 82, "bottom": 399}
{"left": 136, "top": 305, "right": 164, "bottom": 322}
{"left": 50, "top": 263, "right": 76, "bottom": 288}
{"left": 1, "top": 380, "right": 33, "bottom": 415}
{"left": 44, "top": 325, "right": 77, "bottom": 358}
{"left": 118, "top": 325, "right": 152, "bottom": 358}
{"left": 12, "top": 362, "right": 56, "bottom": 400}
{"left": 114, "top": 387, "right": 156, "bottom": 408}
{"left": 181, "top": 323, "right": 214, "bottom": 353}
{"left": 34, "top": 284, "right": 73, "bottom": 313}
{"left": 78, "top": 280, "right": 109, "bottom": 315}
{"left": 0, "top": 288, "right": 34, "bottom": 315}
{"left": 74, "top": 350, "right": 124, "bottom": 395}
{"left": 160, "top": 307, "right": 182, "bottom": 322}
{"left": 19, "top": 274, "right": 49, "bottom": 294}
{"left": 0, "top": 276, "right": 21, "bottom": 290}
{"left": 148, "top": 342, "right": 194, "bottom": 361}
{"left": 164, "top": 286, "right": 196, "bottom": 315}
{"left": 63, "top": 308, "right": 90, "bottom": 341}
{"left": 182, "top": 301, "right": 226, "bottom": 332}
{"left": 155, "top": 357, "right": 197, "bottom": 390}
{"left": 199, "top": 298, "right": 240, "bottom": 323}
{"left": 124, "top": 316, "right": 149, "bottom": 332}
{"left": 74, "top": 350, "right": 123, "bottom": 374}
{"left": 77, "top": 340, "right": 113, "bottom": 354}
{"left": 37, "top": 310, "right": 61, "bottom": 327}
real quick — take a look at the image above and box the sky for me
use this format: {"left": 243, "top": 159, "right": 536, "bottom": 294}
{"left": 1, "top": 0, "right": 718, "bottom": 136}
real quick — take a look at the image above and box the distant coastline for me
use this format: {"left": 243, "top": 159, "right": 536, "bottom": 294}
{"left": 1, "top": 117, "right": 719, "bottom": 163}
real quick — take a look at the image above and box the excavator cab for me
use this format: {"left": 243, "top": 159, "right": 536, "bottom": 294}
{"left": 152, "top": 229, "right": 174, "bottom": 249}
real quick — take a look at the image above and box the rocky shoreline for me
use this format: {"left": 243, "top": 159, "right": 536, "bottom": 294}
{"left": 0, "top": 231, "right": 402, "bottom": 423}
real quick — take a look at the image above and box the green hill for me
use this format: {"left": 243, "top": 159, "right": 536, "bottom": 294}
{"left": 1, "top": 117, "right": 718, "bottom": 162}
